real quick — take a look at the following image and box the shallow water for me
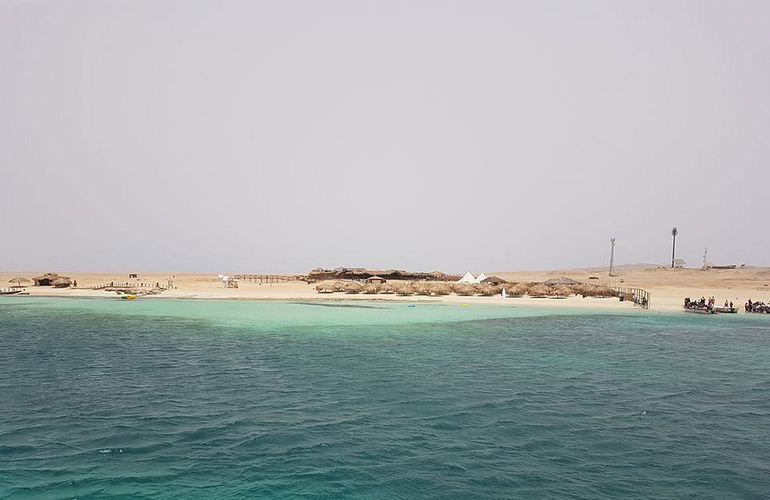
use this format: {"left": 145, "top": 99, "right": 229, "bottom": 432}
{"left": 1, "top": 298, "right": 769, "bottom": 498}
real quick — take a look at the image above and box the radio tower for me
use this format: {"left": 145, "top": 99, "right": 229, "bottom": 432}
{"left": 609, "top": 237, "right": 616, "bottom": 277}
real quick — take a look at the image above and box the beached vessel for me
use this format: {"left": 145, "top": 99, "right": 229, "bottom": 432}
{"left": 683, "top": 307, "right": 717, "bottom": 314}
{"left": 714, "top": 307, "right": 738, "bottom": 314}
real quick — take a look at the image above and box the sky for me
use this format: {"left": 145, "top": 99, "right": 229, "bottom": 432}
{"left": 1, "top": 0, "right": 768, "bottom": 273}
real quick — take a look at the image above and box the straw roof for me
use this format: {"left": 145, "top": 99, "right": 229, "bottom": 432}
{"left": 52, "top": 277, "right": 72, "bottom": 287}
{"left": 392, "top": 282, "right": 414, "bottom": 296}
{"left": 528, "top": 284, "right": 552, "bottom": 297}
{"left": 362, "top": 283, "right": 381, "bottom": 294}
{"left": 480, "top": 276, "right": 507, "bottom": 285}
{"left": 315, "top": 280, "right": 341, "bottom": 293}
{"left": 343, "top": 281, "right": 363, "bottom": 294}
{"left": 414, "top": 283, "right": 433, "bottom": 296}
{"left": 9, "top": 277, "right": 30, "bottom": 284}
{"left": 551, "top": 285, "right": 572, "bottom": 297}
{"left": 506, "top": 283, "right": 529, "bottom": 296}
{"left": 430, "top": 283, "right": 452, "bottom": 296}
{"left": 476, "top": 284, "right": 499, "bottom": 296}
{"left": 453, "top": 284, "right": 475, "bottom": 296}
{"left": 379, "top": 282, "right": 395, "bottom": 294}
{"left": 544, "top": 277, "right": 580, "bottom": 286}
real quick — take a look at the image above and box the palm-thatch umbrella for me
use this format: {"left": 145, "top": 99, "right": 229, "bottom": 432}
{"left": 430, "top": 282, "right": 452, "bottom": 296}
{"left": 343, "top": 281, "right": 363, "bottom": 294}
{"left": 528, "top": 284, "right": 551, "bottom": 297}
{"left": 52, "top": 277, "right": 72, "bottom": 288}
{"left": 392, "top": 282, "right": 414, "bottom": 296}
{"left": 454, "top": 284, "right": 475, "bottom": 296}
{"left": 595, "top": 285, "right": 618, "bottom": 297}
{"left": 9, "top": 277, "right": 30, "bottom": 288}
{"left": 315, "top": 280, "right": 336, "bottom": 293}
{"left": 506, "top": 283, "right": 529, "bottom": 297}
{"left": 476, "top": 284, "right": 498, "bottom": 296}
{"left": 379, "top": 282, "right": 395, "bottom": 294}
{"left": 551, "top": 285, "right": 572, "bottom": 297}
{"left": 362, "top": 283, "right": 381, "bottom": 294}
{"left": 414, "top": 282, "right": 433, "bottom": 296}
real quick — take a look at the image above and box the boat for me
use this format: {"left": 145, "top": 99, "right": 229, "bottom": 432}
{"left": 714, "top": 307, "right": 738, "bottom": 314}
{"left": 683, "top": 307, "right": 717, "bottom": 314}
{"left": 121, "top": 294, "right": 137, "bottom": 300}
{"left": 0, "top": 289, "right": 21, "bottom": 295}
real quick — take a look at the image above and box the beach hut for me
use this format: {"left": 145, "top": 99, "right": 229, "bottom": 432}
{"left": 366, "top": 276, "right": 386, "bottom": 284}
{"left": 33, "top": 273, "right": 65, "bottom": 286}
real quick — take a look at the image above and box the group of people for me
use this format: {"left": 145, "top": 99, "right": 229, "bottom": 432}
{"left": 746, "top": 299, "right": 770, "bottom": 314}
{"left": 683, "top": 296, "right": 717, "bottom": 311}
{"left": 683, "top": 296, "right": 736, "bottom": 312}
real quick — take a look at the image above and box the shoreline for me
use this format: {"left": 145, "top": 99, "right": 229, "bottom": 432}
{"left": 3, "top": 267, "right": 769, "bottom": 313}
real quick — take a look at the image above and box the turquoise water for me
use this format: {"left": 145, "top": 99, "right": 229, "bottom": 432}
{"left": 1, "top": 298, "right": 769, "bottom": 499}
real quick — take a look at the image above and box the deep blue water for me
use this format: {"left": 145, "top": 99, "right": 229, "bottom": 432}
{"left": 1, "top": 299, "right": 769, "bottom": 499}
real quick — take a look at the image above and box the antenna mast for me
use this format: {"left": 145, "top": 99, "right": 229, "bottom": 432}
{"left": 609, "top": 237, "right": 616, "bottom": 277}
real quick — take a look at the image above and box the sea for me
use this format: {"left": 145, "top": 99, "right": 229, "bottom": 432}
{"left": 1, "top": 297, "right": 769, "bottom": 499}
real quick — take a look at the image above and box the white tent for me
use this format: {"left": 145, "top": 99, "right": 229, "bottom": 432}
{"left": 458, "top": 272, "right": 477, "bottom": 284}
{"left": 475, "top": 273, "right": 488, "bottom": 283}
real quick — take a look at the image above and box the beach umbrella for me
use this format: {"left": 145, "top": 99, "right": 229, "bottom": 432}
{"left": 52, "top": 277, "right": 72, "bottom": 288}
{"left": 430, "top": 283, "right": 452, "bottom": 296}
{"left": 528, "top": 284, "right": 552, "bottom": 297}
{"left": 343, "top": 281, "right": 363, "bottom": 294}
{"left": 9, "top": 277, "right": 30, "bottom": 286}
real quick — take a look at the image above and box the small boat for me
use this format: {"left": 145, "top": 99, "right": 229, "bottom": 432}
{"left": 121, "top": 294, "right": 137, "bottom": 300}
{"left": 0, "top": 289, "right": 21, "bottom": 295}
{"left": 683, "top": 307, "right": 717, "bottom": 314}
{"left": 714, "top": 307, "right": 738, "bottom": 314}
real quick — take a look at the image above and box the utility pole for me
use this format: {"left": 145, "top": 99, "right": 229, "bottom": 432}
{"left": 609, "top": 237, "right": 616, "bottom": 277}
{"left": 671, "top": 227, "right": 679, "bottom": 268}
{"left": 703, "top": 248, "right": 708, "bottom": 270}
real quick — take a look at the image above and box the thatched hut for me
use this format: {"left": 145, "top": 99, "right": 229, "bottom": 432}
{"left": 528, "top": 284, "right": 552, "bottom": 297}
{"left": 52, "top": 277, "right": 72, "bottom": 288}
{"left": 362, "top": 283, "right": 381, "bottom": 294}
{"left": 413, "top": 283, "right": 433, "bottom": 296}
{"left": 33, "top": 273, "right": 66, "bottom": 286}
{"left": 551, "top": 285, "right": 572, "bottom": 297}
{"left": 366, "top": 276, "right": 386, "bottom": 284}
{"left": 379, "top": 282, "right": 396, "bottom": 294}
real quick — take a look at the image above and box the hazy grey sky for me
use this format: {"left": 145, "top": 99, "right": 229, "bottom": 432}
{"left": 2, "top": 0, "right": 768, "bottom": 273}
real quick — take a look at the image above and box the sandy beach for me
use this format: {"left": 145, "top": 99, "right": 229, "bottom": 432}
{"left": 3, "top": 266, "right": 769, "bottom": 313}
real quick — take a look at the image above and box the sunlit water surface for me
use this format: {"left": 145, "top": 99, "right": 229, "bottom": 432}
{"left": 1, "top": 298, "right": 769, "bottom": 499}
